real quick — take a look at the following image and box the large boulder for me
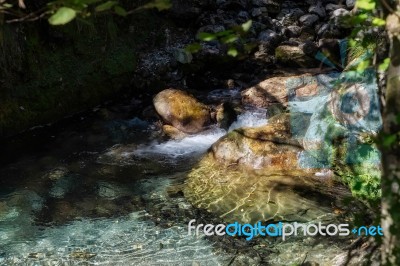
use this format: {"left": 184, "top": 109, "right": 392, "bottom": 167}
{"left": 241, "top": 73, "right": 316, "bottom": 108}
{"left": 153, "top": 89, "right": 211, "bottom": 134}
{"left": 184, "top": 114, "right": 358, "bottom": 223}
{"left": 211, "top": 113, "right": 303, "bottom": 170}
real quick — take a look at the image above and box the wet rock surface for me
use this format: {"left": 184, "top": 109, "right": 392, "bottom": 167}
{"left": 153, "top": 89, "right": 211, "bottom": 134}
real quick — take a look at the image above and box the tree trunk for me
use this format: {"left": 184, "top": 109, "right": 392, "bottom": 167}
{"left": 381, "top": 5, "right": 400, "bottom": 265}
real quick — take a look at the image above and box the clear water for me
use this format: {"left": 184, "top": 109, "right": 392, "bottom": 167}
{"left": 0, "top": 103, "right": 269, "bottom": 265}
{"left": 0, "top": 99, "right": 364, "bottom": 265}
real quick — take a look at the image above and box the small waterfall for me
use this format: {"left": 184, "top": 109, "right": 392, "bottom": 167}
{"left": 133, "top": 108, "right": 268, "bottom": 162}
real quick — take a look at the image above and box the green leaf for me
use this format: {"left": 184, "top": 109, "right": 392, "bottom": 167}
{"left": 356, "top": 59, "right": 371, "bottom": 71}
{"left": 48, "top": 7, "right": 77, "bottom": 25}
{"left": 95, "top": 1, "right": 117, "bottom": 12}
{"left": 241, "top": 20, "right": 252, "bottom": 32}
{"left": 352, "top": 13, "right": 368, "bottom": 24}
{"left": 356, "top": 0, "right": 376, "bottom": 10}
{"left": 196, "top": 32, "right": 216, "bottom": 41}
{"left": 114, "top": 5, "right": 127, "bottom": 16}
{"left": 379, "top": 58, "right": 390, "bottom": 72}
{"left": 372, "top": 17, "right": 386, "bottom": 26}
{"left": 2, "top": 3, "right": 13, "bottom": 8}
{"left": 141, "top": 0, "right": 172, "bottom": 11}
{"left": 215, "top": 30, "right": 234, "bottom": 37}
{"left": 227, "top": 47, "right": 238, "bottom": 57}
{"left": 221, "top": 35, "right": 238, "bottom": 44}
{"left": 185, "top": 43, "right": 202, "bottom": 53}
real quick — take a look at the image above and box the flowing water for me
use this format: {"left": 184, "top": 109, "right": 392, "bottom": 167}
{"left": 0, "top": 89, "right": 275, "bottom": 265}
{"left": 0, "top": 87, "right": 368, "bottom": 265}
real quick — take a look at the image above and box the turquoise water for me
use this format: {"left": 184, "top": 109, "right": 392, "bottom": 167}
{"left": 0, "top": 101, "right": 367, "bottom": 265}
{"left": 0, "top": 106, "right": 266, "bottom": 265}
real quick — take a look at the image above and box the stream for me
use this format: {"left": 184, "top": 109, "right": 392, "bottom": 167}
{"left": 0, "top": 89, "right": 271, "bottom": 265}
{"left": 0, "top": 88, "right": 366, "bottom": 265}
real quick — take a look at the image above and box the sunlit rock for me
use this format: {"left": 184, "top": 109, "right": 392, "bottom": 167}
{"left": 162, "top": 125, "right": 188, "bottom": 140}
{"left": 241, "top": 73, "right": 316, "bottom": 108}
{"left": 153, "top": 89, "right": 211, "bottom": 134}
{"left": 211, "top": 113, "right": 302, "bottom": 170}
{"left": 275, "top": 45, "right": 319, "bottom": 67}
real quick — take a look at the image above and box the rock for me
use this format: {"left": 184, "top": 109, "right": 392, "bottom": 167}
{"left": 265, "top": 0, "right": 282, "bottom": 13}
{"left": 296, "top": 28, "right": 316, "bottom": 42}
{"left": 184, "top": 114, "right": 353, "bottom": 223}
{"left": 162, "top": 125, "right": 188, "bottom": 140}
{"left": 252, "top": 0, "right": 266, "bottom": 6}
{"left": 215, "top": 102, "right": 237, "bottom": 130}
{"left": 242, "top": 74, "right": 312, "bottom": 108}
{"left": 316, "top": 23, "right": 344, "bottom": 38}
{"left": 211, "top": 113, "right": 302, "bottom": 169}
{"left": 251, "top": 7, "right": 267, "bottom": 17}
{"left": 266, "top": 103, "right": 285, "bottom": 118}
{"left": 285, "top": 26, "right": 302, "bottom": 38}
{"left": 258, "top": 29, "right": 281, "bottom": 49}
{"left": 173, "top": 48, "right": 192, "bottom": 64}
{"left": 197, "top": 25, "right": 226, "bottom": 35}
{"left": 325, "top": 3, "right": 343, "bottom": 13}
{"left": 301, "top": 41, "right": 318, "bottom": 56}
{"left": 278, "top": 8, "right": 305, "bottom": 27}
{"left": 299, "top": 14, "right": 319, "bottom": 27}
{"left": 330, "top": 8, "right": 351, "bottom": 28}
{"left": 275, "top": 45, "right": 319, "bottom": 68}
{"left": 295, "top": 82, "right": 319, "bottom": 98}
{"left": 153, "top": 89, "right": 211, "bottom": 134}
{"left": 309, "top": 2, "right": 326, "bottom": 18}
{"left": 346, "top": 0, "right": 355, "bottom": 9}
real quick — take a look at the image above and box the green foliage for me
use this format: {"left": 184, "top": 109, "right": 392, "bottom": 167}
{"left": 379, "top": 58, "right": 391, "bottom": 71}
{"left": 48, "top": 7, "right": 77, "bottom": 25}
{"left": 138, "top": 0, "right": 172, "bottom": 11}
{"left": 2, "top": 0, "right": 171, "bottom": 24}
{"left": 335, "top": 141, "right": 382, "bottom": 204}
{"left": 95, "top": 1, "right": 118, "bottom": 12}
{"left": 356, "top": 0, "right": 376, "bottom": 10}
{"left": 187, "top": 20, "right": 253, "bottom": 58}
{"left": 341, "top": 0, "right": 389, "bottom": 73}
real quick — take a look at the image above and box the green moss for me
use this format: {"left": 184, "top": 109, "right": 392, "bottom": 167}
{"left": 334, "top": 139, "right": 381, "bottom": 204}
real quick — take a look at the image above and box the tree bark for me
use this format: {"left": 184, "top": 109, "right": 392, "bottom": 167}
{"left": 381, "top": 5, "right": 400, "bottom": 265}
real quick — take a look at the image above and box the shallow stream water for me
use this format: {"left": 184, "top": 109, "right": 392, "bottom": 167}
{"left": 0, "top": 89, "right": 364, "bottom": 265}
{"left": 0, "top": 88, "right": 273, "bottom": 265}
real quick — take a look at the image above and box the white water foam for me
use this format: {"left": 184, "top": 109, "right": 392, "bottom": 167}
{"left": 132, "top": 109, "right": 268, "bottom": 161}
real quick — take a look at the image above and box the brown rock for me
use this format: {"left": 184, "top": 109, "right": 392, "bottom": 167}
{"left": 275, "top": 45, "right": 319, "bottom": 68}
{"left": 211, "top": 113, "right": 302, "bottom": 170}
{"left": 153, "top": 89, "right": 211, "bottom": 134}
{"left": 295, "top": 83, "right": 319, "bottom": 97}
{"left": 242, "top": 74, "right": 311, "bottom": 108}
{"left": 162, "top": 125, "right": 188, "bottom": 140}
